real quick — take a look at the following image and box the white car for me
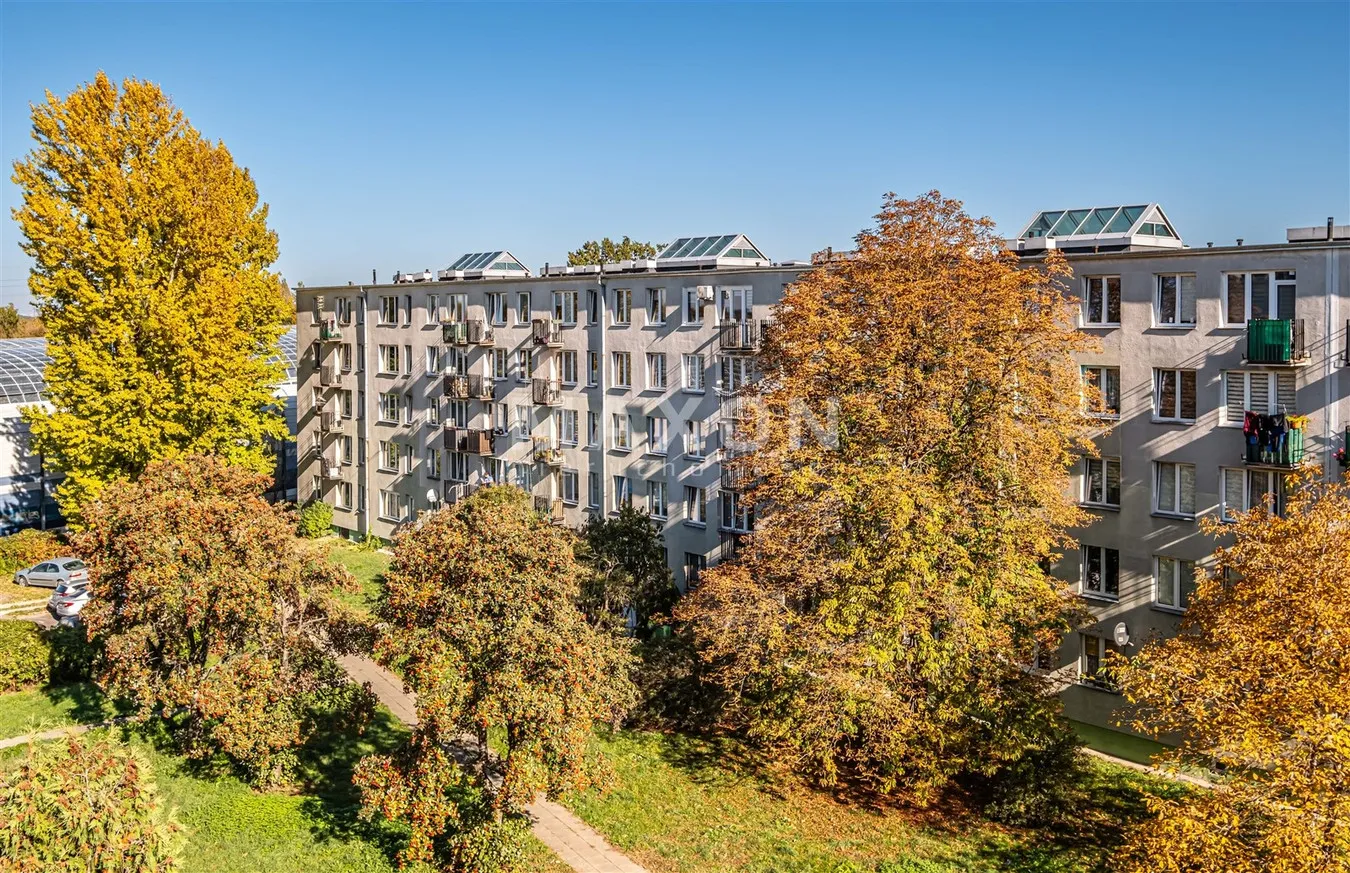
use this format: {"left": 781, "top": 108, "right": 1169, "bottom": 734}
{"left": 47, "top": 579, "right": 91, "bottom": 621}
{"left": 15, "top": 557, "right": 88, "bottom": 589}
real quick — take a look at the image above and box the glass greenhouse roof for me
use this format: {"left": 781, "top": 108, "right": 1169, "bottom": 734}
{"left": 0, "top": 328, "right": 297, "bottom": 405}
{"left": 657, "top": 235, "right": 766, "bottom": 261}
{"left": 1020, "top": 204, "right": 1177, "bottom": 240}
{"left": 447, "top": 251, "right": 528, "bottom": 272}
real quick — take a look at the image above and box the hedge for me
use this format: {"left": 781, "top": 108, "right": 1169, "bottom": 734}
{"left": 297, "top": 500, "right": 334, "bottom": 539}
{"left": 0, "top": 620, "right": 95, "bottom": 692}
{"left": 0, "top": 529, "right": 62, "bottom": 575}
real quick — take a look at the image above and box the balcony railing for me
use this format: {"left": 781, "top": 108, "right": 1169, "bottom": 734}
{"left": 1243, "top": 421, "right": 1306, "bottom": 468}
{"left": 443, "top": 322, "right": 468, "bottom": 345}
{"left": 444, "top": 481, "right": 478, "bottom": 504}
{"left": 319, "top": 365, "right": 342, "bottom": 387}
{"left": 444, "top": 427, "right": 495, "bottom": 455}
{"left": 533, "top": 495, "right": 565, "bottom": 523}
{"left": 532, "top": 378, "right": 562, "bottom": 406}
{"left": 1245, "top": 318, "right": 1308, "bottom": 365}
{"left": 720, "top": 463, "right": 752, "bottom": 491}
{"left": 532, "top": 318, "right": 563, "bottom": 347}
{"left": 318, "top": 456, "right": 342, "bottom": 478}
{"left": 318, "top": 408, "right": 339, "bottom": 431}
{"left": 319, "top": 318, "right": 343, "bottom": 342}
{"left": 532, "top": 437, "right": 564, "bottom": 466}
{"left": 719, "top": 320, "right": 759, "bottom": 352}
{"left": 445, "top": 373, "right": 494, "bottom": 400}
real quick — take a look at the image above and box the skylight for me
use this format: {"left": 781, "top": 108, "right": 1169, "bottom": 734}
{"left": 656, "top": 235, "right": 766, "bottom": 261}
{"left": 1018, "top": 204, "right": 1177, "bottom": 242}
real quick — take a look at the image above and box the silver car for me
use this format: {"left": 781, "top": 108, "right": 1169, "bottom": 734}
{"left": 48, "top": 579, "right": 91, "bottom": 620}
{"left": 15, "top": 557, "right": 88, "bottom": 589}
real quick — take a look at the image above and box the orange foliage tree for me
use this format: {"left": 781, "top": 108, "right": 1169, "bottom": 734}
{"left": 676, "top": 191, "right": 1098, "bottom": 800}
{"left": 1113, "top": 475, "right": 1350, "bottom": 873}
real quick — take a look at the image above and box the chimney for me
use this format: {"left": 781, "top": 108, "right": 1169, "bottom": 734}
{"left": 1236, "top": 239, "right": 1244, "bottom": 247}
{"left": 372, "top": 268, "right": 377, "bottom": 284}
{"left": 1206, "top": 242, "right": 1213, "bottom": 248}
{"left": 1330, "top": 216, "right": 1336, "bottom": 240}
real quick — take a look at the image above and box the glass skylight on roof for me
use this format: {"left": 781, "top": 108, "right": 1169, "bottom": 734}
{"left": 656, "top": 234, "right": 764, "bottom": 261}
{"left": 1020, "top": 204, "right": 1165, "bottom": 240}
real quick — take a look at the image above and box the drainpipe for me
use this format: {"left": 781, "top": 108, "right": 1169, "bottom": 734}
{"left": 358, "top": 287, "right": 371, "bottom": 537}
{"left": 597, "top": 270, "right": 608, "bottom": 515}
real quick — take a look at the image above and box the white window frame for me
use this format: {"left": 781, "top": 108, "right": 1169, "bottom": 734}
{"left": 1153, "top": 461, "right": 1196, "bottom": 518}
{"left": 1221, "top": 370, "right": 1295, "bottom": 426}
{"left": 682, "top": 287, "right": 703, "bottom": 326}
{"left": 562, "top": 469, "right": 579, "bottom": 505}
{"left": 515, "top": 292, "right": 531, "bottom": 325}
{"left": 612, "top": 352, "right": 632, "bottom": 389}
{"left": 646, "top": 415, "right": 668, "bottom": 455}
{"left": 560, "top": 351, "right": 578, "bottom": 386}
{"left": 378, "top": 489, "right": 408, "bottom": 522}
{"left": 1081, "top": 365, "right": 1121, "bottom": 418}
{"left": 553, "top": 290, "right": 577, "bottom": 326}
{"left": 684, "top": 485, "right": 707, "bottom": 526}
{"left": 646, "top": 288, "right": 666, "bottom": 326}
{"left": 684, "top": 420, "right": 705, "bottom": 458}
{"left": 1079, "top": 543, "right": 1119, "bottom": 601}
{"left": 493, "top": 349, "right": 508, "bottom": 380}
{"left": 613, "top": 288, "right": 632, "bottom": 325}
{"left": 611, "top": 413, "right": 631, "bottom": 450}
{"left": 426, "top": 447, "right": 442, "bottom": 480}
{"left": 1154, "top": 556, "right": 1194, "bottom": 612}
{"left": 1081, "top": 456, "right": 1120, "bottom": 508}
{"left": 378, "top": 345, "right": 400, "bottom": 375}
{"left": 1081, "top": 276, "right": 1121, "bottom": 327}
{"left": 612, "top": 476, "right": 632, "bottom": 511}
{"left": 1079, "top": 634, "right": 1119, "bottom": 690}
{"left": 1154, "top": 274, "right": 1196, "bottom": 327}
{"left": 646, "top": 353, "right": 667, "bottom": 390}
{"left": 648, "top": 480, "right": 668, "bottom": 518}
{"left": 378, "top": 392, "right": 402, "bottom": 424}
{"left": 588, "top": 471, "right": 601, "bottom": 508}
{"left": 587, "top": 352, "right": 600, "bottom": 388}
{"left": 1222, "top": 271, "right": 1297, "bottom": 327}
{"left": 1220, "top": 467, "right": 1283, "bottom": 521}
{"left": 1153, "top": 368, "right": 1197, "bottom": 423}
{"left": 379, "top": 297, "right": 398, "bottom": 325}
{"left": 683, "top": 354, "right": 706, "bottom": 393}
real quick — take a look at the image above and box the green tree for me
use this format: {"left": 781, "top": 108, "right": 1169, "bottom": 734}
{"left": 0, "top": 735, "right": 181, "bottom": 872}
{"left": 11, "top": 72, "right": 290, "bottom": 518}
{"left": 675, "top": 192, "right": 1097, "bottom": 801}
{"left": 566, "top": 236, "right": 658, "bottom": 266}
{"left": 0, "top": 303, "right": 20, "bottom": 338}
{"left": 355, "top": 487, "right": 635, "bottom": 868}
{"left": 579, "top": 503, "right": 678, "bottom": 636}
{"left": 76, "top": 456, "right": 373, "bottom": 786}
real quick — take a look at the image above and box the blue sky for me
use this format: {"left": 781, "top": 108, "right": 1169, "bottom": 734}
{"left": 3, "top": 1, "right": 1348, "bottom": 308}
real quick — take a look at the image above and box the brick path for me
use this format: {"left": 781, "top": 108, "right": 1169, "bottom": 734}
{"left": 338, "top": 655, "right": 648, "bottom": 873}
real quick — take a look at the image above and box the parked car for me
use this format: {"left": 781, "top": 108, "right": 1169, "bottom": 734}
{"left": 14, "top": 557, "right": 88, "bottom": 589}
{"left": 47, "top": 579, "right": 91, "bottom": 620}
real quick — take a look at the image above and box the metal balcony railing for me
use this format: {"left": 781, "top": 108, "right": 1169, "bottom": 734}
{"left": 444, "top": 481, "right": 479, "bottom": 504}
{"left": 720, "top": 463, "right": 752, "bottom": 491}
{"left": 318, "top": 456, "right": 342, "bottom": 478}
{"left": 319, "top": 318, "right": 343, "bottom": 342}
{"left": 444, "top": 427, "right": 495, "bottom": 455}
{"left": 532, "top": 318, "right": 563, "bottom": 347}
{"left": 533, "top": 495, "right": 565, "bottom": 523}
{"left": 318, "top": 408, "right": 339, "bottom": 431}
{"left": 532, "top": 378, "right": 562, "bottom": 406}
{"left": 1245, "top": 318, "right": 1308, "bottom": 365}
{"left": 532, "top": 437, "right": 564, "bottom": 466}
{"left": 445, "top": 373, "right": 494, "bottom": 400}
{"left": 719, "top": 320, "right": 759, "bottom": 352}
{"left": 1243, "top": 422, "right": 1306, "bottom": 468}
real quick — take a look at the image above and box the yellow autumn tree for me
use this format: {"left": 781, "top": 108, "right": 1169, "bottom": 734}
{"left": 1113, "top": 474, "right": 1350, "bottom": 873}
{"left": 11, "top": 72, "right": 289, "bottom": 518}
{"left": 675, "top": 192, "right": 1098, "bottom": 800}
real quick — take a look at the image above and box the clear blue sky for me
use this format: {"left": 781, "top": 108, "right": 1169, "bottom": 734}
{"left": 3, "top": 1, "right": 1348, "bottom": 308}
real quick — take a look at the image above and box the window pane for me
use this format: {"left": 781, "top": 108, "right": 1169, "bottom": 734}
{"left": 1158, "top": 463, "right": 1177, "bottom": 512}
{"left": 1086, "top": 459, "right": 1103, "bottom": 503}
{"left": 1157, "top": 558, "right": 1176, "bottom": 606}
{"left": 1157, "top": 370, "right": 1177, "bottom": 418}
{"left": 1086, "top": 278, "right": 1103, "bottom": 323}
{"left": 1180, "top": 370, "right": 1196, "bottom": 420}
{"left": 1227, "top": 274, "right": 1246, "bottom": 324}
{"left": 1158, "top": 276, "right": 1177, "bottom": 324}
{"left": 1179, "top": 464, "right": 1196, "bottom": 515}
{"left": 1180, "top": 276, "right": 1197, "bottom": 323}
{"left": 1106, "top": 277, "right": 1121, "bottom": 323}
{"left": 1106, "top": 460, "right": 1121, "bottom": 506}
{"left": 1251, "top": 273, "right": 1270, "bottom": 319}
{"left": 1105, "top": 549, "right": 1119, "bottom": 596}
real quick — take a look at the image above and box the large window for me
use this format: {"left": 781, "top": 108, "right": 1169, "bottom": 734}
{"left": 1221, "top": 467, "right": 1284, "bottom": 521}
{"left": 647, "top": 288, "right": 666, "bottom": 326}
{"left": 682, "top": 287, "right": 704, "bottom": 325}
{"left": 1224, "top": 271, "right": 1296, "bottom": 325}
{"left": 684, "top": 420, "right": 705, "bottom": 457}
{"left": 487, "top": 293, "right": 507, "bottom": 325}
{"left": 1081, "top": 366, "right": 1121, "bottom": 417}
{"left": 612, "top": 352, "right": 632, "bottom": 389}
{"left": 1154, "top": 462, "right": 1196, "bottom": 517}
{"left": 647, "top": 353, "right": 667, "bottom": 390}
{"left": 613, "top": 289, "right": 632, "bottom": 325}
{"left": 1082, "top": 457, "right": 1121, "bottom": 507}
{"left": 720, "top": 491, "right": 754, "bottom": 532}
{"left": 648, "top": 480, "right": 668, "bottom": 518}
{"left": 560, "top": 351, "right": 578, "bottom": 385}
{"left": 378, "top": 490, "right": 408, "bottom": 522}
{"left": 684, "top": 552, "right": 707, "bottom": 588}
{"left": 1080, "top": 544, "right": 1119, "bottom": 599}
{"left": 612, "top": 476, "right": 633, "bottom": 510}
{"left": 378, "top": 392, "right": 402, "bottom": 424}
{"left": 684, "top": 486, "right": 707, "bottom": 525}
{"left": 379, "top": 297, "right": 398, "bottom": 325}
{"left": 557, "top": 409, "right": 578, "bottom": 446}
{"left": 1153, "top": 368, "right": 1197, "bottom": 422}
{"left": 1154, "top": 556, "right": 1195, "bottom": 611}
{"left": 378, "top": 440, "right": 402, "bottom": 472}
{"left": 720, "top": 357, "right": 753, "bottom": 393}
{"left": 379, "top": 345, "right": 400, "bottom": 374}
{"left": 1155, "top": 275, "right": 1196, "bottom": 326}
{"left": 448, "top": 452, "right": 468, "bottom": 482}
{"left": 553, "top": 290, "right": 577, "bottom": 325}
{"left": 562, "top": 469, "right": 579, "bottom": 505}
{"left": 1221, "top": 370, "right": 1296, "bottom": 424}
{"left": 647, "top": 415, "right": 668, "bottom": 455}
{"left": 1082, "top": 276, "right": 1121, "bottom": 326}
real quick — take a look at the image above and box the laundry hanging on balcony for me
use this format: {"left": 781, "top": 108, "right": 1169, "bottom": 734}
{"left": 1242, "top": 411, "right": 1304, "bottom": 466}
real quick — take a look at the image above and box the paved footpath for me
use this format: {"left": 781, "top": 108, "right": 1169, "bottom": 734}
{"left": 338, "top": 655, "right": 648, "bottom": 873}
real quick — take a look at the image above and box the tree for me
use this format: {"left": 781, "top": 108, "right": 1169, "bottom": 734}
{"left": 0, "top": 734, "right": 181, "bottom": 871}
{"left": 566, "top": 236, "right": 657, "bottom": 266}
{"left": 11, "top": 72, "right": 290, "bottom": 518}
{"left": 75, "top": 456, "right": 373, "bottom": 785}
{"left": 578, "top": 503, "right": 679, "bottom": 636}
{"left": 355, "top": 487, "right": 635, "bottom": 868}
{"left": 1112, "top": 475, "right": 1350, "bottom": 873}
{"left": 675, "top": 191, "right": 1098, "bottom": 800}
{"left": 0, "top": 304, "right": 20, "bottom": 338}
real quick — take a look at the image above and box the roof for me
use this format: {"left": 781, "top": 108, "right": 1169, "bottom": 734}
{"left": 656, "top": 234, "right": 767, "bottom": 262}
{"left": 1015, "top": 204, "right": 1182, "bottom": 249}
{"left": 0, "top": 328, "right": 298, "bottom": 405}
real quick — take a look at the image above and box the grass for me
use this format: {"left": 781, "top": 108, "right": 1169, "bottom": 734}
{"left": 0, "top": 681, "right": 122, "bottom": 738}
{"left": 307, "top": 536, "right": 389, "bottom": 615}
{"left": 563, "top": 728, "right": 1181, "bottom": 873}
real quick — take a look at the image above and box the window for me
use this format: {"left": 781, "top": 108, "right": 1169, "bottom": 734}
{"left": 562, "top": 470, "right": 579, "bottom": 505}
{"left": 379, "top": 345, "right": 400, "bottom": 374}
{"left": 493, "top": 403, "right": 509, "bottom": 433}
{"left": 487, "top": 293, "right": 507, "bottom": 325}
{"left": 339, "top": 390, "right": 353, "bottom": 418}
{"left": 336, "top": 297, "right": 353, "bottom": 325}
{"left": 493, "top": 349, "right": 508, "bottom": 380}
{"left": 587, "top": 352, "right": 600, "bottom": 387}
{"left": 1155, "top": 556, "right": 1195, "bottom": 611}
{"left": 587, "top": 290, "right": 599, "bottom": 325}
{"left": 646, "top": 415, "right": 668, "bottom": 454}
{"left": 646, "top": 353, "right": 667, "bottom": 390}
{"left": 684, "top": 420, "right": 705, "bottom": 457}
{"left": 683, "top": 354, "right": 705, "bottom": 392}
{"left": 587, "top": 411, "right": 600, "bottom": 447}
{"left": 403, "top": 296, "right": 412, "bottom": 326}
{"left": 1153, "top": 368, "right": 1197, "bottom": 422}
{"left": 516, "top": 292, "right": 531, "bottom": 325}
{"left": 648, "top": 480, "right": 668, "bottom": 518}
{"left": 1221, "top": 467, "right": 1284, "bottom": 521}
{"left": 1224, "top": 271, "right": 1296, "bottom": 325}
{"left": 445, "top": 347, "right": 467, "bottom": 376}
{"left": 612, "top": 352, "right": 632, "bottom": 389}
{"left": 404, "top": 345, "right": 413, "bottom": 375}
{"left": 378, "top": 490, "right": 408, "bottom": 522}
{"left": 720, "top": 357, "right": 752, "bottom": 393}
{"left": 336, "top": 481, "right": 353, "bottom": 510}
{"left": 378, "top": 392, "right": 402, "bottom": 423}
{"left": 516, "top": 349, "right": 533, "bottom": 383}
{"left": 684, "top": 486, "right": 707, "bottom": 525}
{"left": 514, "top": 405, "right": 531, "bottom": 438}
{"left": 612, "top": 413, "right": 631, "bottom": 450}
{"left": 448, "top": 400, "right": 468, "bottom": 428}
{"left": 426, "top": 448, "right": 442, "bottom": 480}
{"left": 613, "top": 476, "right": 632, "bottom": 510}
{"left": 358, "top": 485, "right": 366, "bottom": 512}
{"left": 341, "top": 343, "right": 353, "bottom": 371}
{"left": 588, "top": 471, "right": 601, "bottom": 508}
{"left": 378, "top": 440, "right": 402, "bottom": 472}
{"left": 427, "top": 403, "right": 440, "bottom": 425}
{"left": 557, "top": 409, "right": 578, "bottom": 445}
{"left": 448, "top": 452, "right": 468, "bottom": 482}
{"left": 560, "top": 351, "right": 578, "bottom": 385}
{"left": 1082, "top": 276, "right": 1121, "bottom": 326}
{"left": 426, "top": 346, "right": 442, "bottom": 375}
{"left": 553, "top": 290, "right": 577, "bottom": 325}
{"left": 1082, "top": 457, "right": 1121, "bottom": 507}
{"left": 647, "top": 288, "right": 666, "bottom": 325}
{"left": 379, "top": 296, "right": 398, "bottom": 325}
{"left": 684, "top": 552, "right": 707, "bottom": 587}
{"left": 426, "top": 295, "right": 439, "bottom": 324}
{"left": 1222, "top": 370, "right": 1296, "bottom": 424}
{"left": 404, "top": 393, "right": 414, "bottom": 425}
{"left": 613, "top": 288, "right": 632, "bottom": 325}
{"left": 721, "top": 491, "right": 754, "bottom": 532}
{"left": 339, "top": 435, "right": 353, "bottom": 465}
{"left": 1080, "top": 544, "right": 1119, "bottom": 599}
{"left": 447, "top": 294, "right": 467, "bottom": 324}
{"left": 1080, "top": 634, "right": 1121, "bottom": 689}
{"left": 1154, "top": 462, "right": 1196, "bottom": 517}
{"left": 1155, "top": 275, "right": 1196, "bottom": 326}
{"left": 356, "top": 343, "right": 365, "bottom": 372}
{"left": 1082, "top": 366, "right": 1120, "bottom": 417}
{"left": 682, "top": 287, "right": 703, "bottom": 325}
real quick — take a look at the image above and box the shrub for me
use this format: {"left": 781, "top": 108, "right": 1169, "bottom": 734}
{"left": 356, "top": 531, "right": 384, "bottom": 552}
{"left": 966, "top": 720, "right": 1088, "bottom": 826}
{"left": 0, "top": 620, "right": 49, "bottom": 691}
{"left": 297, "top": 499, "right": 334, "bottom": 538}
{"left": 0, "top": 528, "right": 62, "bottom": 574}
{"left": 46, "top": 623, "right": 98, "bottom": 684}
{"left": 0, "top": 734, "right": 181, "bottom": 871}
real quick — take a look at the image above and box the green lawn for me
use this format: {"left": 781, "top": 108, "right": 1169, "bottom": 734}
{"left": 564, "top": 729, "right": 1179, "bottom": 873}
{"left": 0, "top": 681, "right": 121, "bottom": 739}
{"left": 308, "top": 537, "right": 389, "bottom": 615}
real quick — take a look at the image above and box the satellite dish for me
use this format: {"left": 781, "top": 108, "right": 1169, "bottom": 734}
{"left": 1113, "top": 622, "right": 1130, "bottom": 648}
{"left": 425, "top": 488, "right": 439, "bottom": 505}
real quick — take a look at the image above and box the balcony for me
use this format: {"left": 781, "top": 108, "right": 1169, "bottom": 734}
{"left": 319, "top": 365, "right": 342, "bottom": 387}
{"left": 533, "top": 437, "right": 564, "bottom": 466}
{"left": 318, "top": 407, "right": 339, "bottom": 431}
{"left": 445, "top": 373, "right": 494, "bottom": 400}
{"left": 443, "top": 481, "right": 478, "bottom": 505}
{"left": 442, "top": 322, "right": 468, "bottom": 345}
{"left": 1244, "top": 319, "right": 1308, "bottom": 365}
{"left": 319, "top": 318, "right": 343, "bottom": 342}
{"left": 318, "top": 456, "right": 342, "bottom": 479}
{"left": 1243, "top": 419, "right": 1306, "bottom": 468}
{"left": 720, "top": 463, "right": 752, "bottom": 491}
{"left": 719, "top": 320, "right": 759, "bottom": 352}
{"left": 533, "top": 495, "right": 565, "bottom": 523}
{"left": 444, "top": 427, "right": 495, "bottom": 456}
{"left": 532, "top": 318, "right": 563, "bottom": 348}
{"left": 532, "top": 378, "right": 562, "bottom": 406}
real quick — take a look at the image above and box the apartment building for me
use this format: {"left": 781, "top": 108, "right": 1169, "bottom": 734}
{"left": 1011, "top": 206, "right": 1350, "bottom": 731}
{"left": 294, "top": 235, "right": 808, "bottom": 591}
